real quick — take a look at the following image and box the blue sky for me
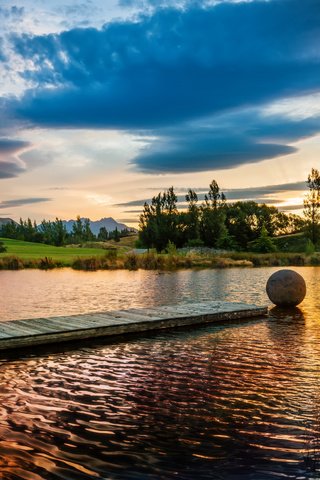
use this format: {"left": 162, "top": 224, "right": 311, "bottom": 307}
{"left": 0, "top": 0, "right": 319, "bottom": 224}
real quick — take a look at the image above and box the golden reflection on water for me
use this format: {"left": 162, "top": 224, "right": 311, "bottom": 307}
{"left": 0, "top": 267, "right": 319, "bottom": 478}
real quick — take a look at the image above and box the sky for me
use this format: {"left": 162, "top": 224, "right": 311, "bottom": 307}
{"left": 0, "top": 0, "right": 319, "bottom": 226}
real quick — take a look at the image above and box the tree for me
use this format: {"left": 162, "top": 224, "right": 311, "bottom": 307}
{"left": 199, "top": 180, "right": 228, "bottom": 248}
{"left": 139, "top": 187, "right": 181, "bottom": 251}
{"left": 39, "top": 218, "right": 67, "bottom": 246}
{"left": 184, "top": 189, "right": 200, "bottom": 244}
{"left": 110, "top": 227, "right": 120, "bottom": 242}
{"left": 249, "top": 225, "right": 276, "bottom": 253}
{"left": 225, "top": 201, "right": 284, "bottom": 251}
{"left": 71, "top": 216, "right": 84, "bottom": 243}
{"left": 98, "top": 227, "right": 108, "bottom": 241}
{"left": 304, "top": 168, "right": 320, "bottom": 245}
{"left": 83, "top": 218, "right": 95, "bottom": 241}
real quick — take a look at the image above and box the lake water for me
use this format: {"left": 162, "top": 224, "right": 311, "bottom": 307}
{"left": 1, "top": 267, "right": 320, "bottom": 479}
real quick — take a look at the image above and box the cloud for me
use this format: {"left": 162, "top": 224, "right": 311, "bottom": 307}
{"left": 8, "top": 0, "right": 320, "bottom": 130}
{"left": 116, "top": 180, "right": 307, "bottom": 207}
{"left": 0, "top": 138, "right": 29, "bottom": 154}
{"left": 133, "top": 131, "right": 297, "bottom": 173}
{"left": 0, "top": 38, "right": 6, "bottom": 62}
{"left": 0, "top": 6, "right": 24, "bottom": 20}
{"left": 0, "top": 198, "right": 52, "bottom": 209}
{"left": 224, "top": 181, "right": 306, "bottom": 200}
{"left": 132, "top": 106, "right": 320, "bottom": 172}
{"left": 0, "top": 138, "right": 30, "bottom": 178}
{"left": 1, "top": 0, "right": 319, "bottom": 175}
{"left": 279, "top": 204, "right": 303, "bottom": 211}
{"left": 0, "top": 162, "right": 26, "bottom": 179}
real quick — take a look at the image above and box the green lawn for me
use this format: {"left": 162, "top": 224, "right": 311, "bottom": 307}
{"left": 0, "top": 238, "right": 107, "bottom": 262}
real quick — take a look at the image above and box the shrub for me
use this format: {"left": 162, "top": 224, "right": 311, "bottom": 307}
{"left": 72, "top": 256, "right": 100, "bottom": 271}
{"left": 124, "top": 253, "right": 138, "bottom": 270}
{"left": 186, "top": 238, "right": 204, "bottom": 248}
{"left": 305, "top": 239, "right": 316, "bottom": 255}
{"left": 139, "top": 252, "right": 164, "bottom": 270}
{"left": 165, "top": 241, "right": 177, "bottom": 255}
{"left": 249, "top": 226, "right": 276, "bottom": 253}
{"left": 310, "top": 254, "right": 320, "bottom": 265}
{"left": 104, "top": 249, "right": 117, "bottom": 260}
{"left": 0, "top": 256, "right": 24, "bottom": 270}
{"left": 38, "top": 257, "right": 59, "bottom": 269}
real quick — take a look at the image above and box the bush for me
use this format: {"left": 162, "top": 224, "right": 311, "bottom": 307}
{"left": 305, "top": 239, "right": 316, "bottom": 255}
{"left": 185, "top": 238, "right": 204, "bottom": 248}
{"left": 38, "top": 257, "right": 59, "bottom": 269}
{"left": 310, "top": 254, "right": 320, "bottom": 265}
{"left": 104, "top": 249, "right": 117, "bottom": 260}
{"left": 139, "top": 252, "right": 165, "bottom": 270}
{"left": 0, "top": 256, "right": 24, "bottom": 270}
{"left": 249, "top": 226, "right": 276, "bottom": 253}
{"left": 124, "top": 253, "right": 138, "bottom": 270}
{"left": 72, "top": 256, "right": 101, "bottom": 271}
{"left": 165, "top": 241, "right": 177, "bottom": 255}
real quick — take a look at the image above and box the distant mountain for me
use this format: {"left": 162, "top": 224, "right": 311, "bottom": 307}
{"left": 0, "top": 217, "right": 17, "bottom": 227}
{"left": 63, "top": 217, "right": 137, "bottom": 236}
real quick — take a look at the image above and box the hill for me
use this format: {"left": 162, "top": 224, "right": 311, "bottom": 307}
{"left": 0, "top": 217, "right": 17, "bottom": 227}
{"left": 63, "top": 217, "right": 136, "bottom": 236}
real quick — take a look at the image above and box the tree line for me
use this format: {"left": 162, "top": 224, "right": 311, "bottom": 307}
{"left": 0, "top": 215, "right": 130, "bottom": 246}
{"left": 138, "top": 180, "right": 306, "bottom": 252}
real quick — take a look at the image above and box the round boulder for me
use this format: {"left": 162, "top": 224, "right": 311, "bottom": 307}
{"left": 266, "top": 269, "right": 306, "bottom": 307}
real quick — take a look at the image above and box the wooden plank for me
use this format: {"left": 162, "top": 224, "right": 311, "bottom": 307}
{"left": 0, "top": 302, "right": 268, "bottom": 351}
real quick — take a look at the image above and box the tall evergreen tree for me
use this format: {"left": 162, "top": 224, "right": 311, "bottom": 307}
{"left": 199, "top": 181, "right": 228, "bottom": 248}
{"left": 184, "top": 189, "right": 200, "bottom": 244}
{"left": 304, "top": 168, "right": 320, "bottom": 244}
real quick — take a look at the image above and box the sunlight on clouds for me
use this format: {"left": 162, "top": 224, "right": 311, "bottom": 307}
{"left": 86, "top": 194, "right": 113, "bottom": 206}
{"left": 275, "top": 196, "right": 304, "bottom": 209}
{"left": 263, "top": 93, "right": 320, "bottom": 120}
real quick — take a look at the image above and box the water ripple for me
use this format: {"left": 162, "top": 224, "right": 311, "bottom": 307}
{"left": 0, "top": 267, "right": 319, "bottom": 478}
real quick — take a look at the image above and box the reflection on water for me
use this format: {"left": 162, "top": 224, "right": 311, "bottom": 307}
{"left": 0, "top": 266, "right": 320, "bottom": 479}
{"left": 1, "top": 267, "right": 271, "bottom": 321}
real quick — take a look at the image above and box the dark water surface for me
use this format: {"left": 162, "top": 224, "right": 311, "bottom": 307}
{"left": 0, "top": 267, "right": 320, "bottom": 479}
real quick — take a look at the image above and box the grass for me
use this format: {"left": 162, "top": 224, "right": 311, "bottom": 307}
{"left": 0, "top": 238, "right": 108, "bottom": 262}
{"left": 273, "top": 232, "right": 310, "bottom": 253}
{"left": 0, "top": 235, "right": 319, "bottom": 271}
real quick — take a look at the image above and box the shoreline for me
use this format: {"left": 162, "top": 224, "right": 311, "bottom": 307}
{"left": 0, "top": 251, "right": 318, "bottom": 271}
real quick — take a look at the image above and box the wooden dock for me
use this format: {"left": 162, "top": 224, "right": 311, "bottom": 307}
{"left": 0, "top": 301, "right": 267, "bottom": 351}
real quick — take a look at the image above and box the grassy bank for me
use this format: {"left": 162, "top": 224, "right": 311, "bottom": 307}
{"left": 1, "top": 237, "right": 320, "bottom": 270}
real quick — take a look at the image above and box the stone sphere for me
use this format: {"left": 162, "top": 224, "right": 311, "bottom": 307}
{"left": 266, "top": 269, "right": 306, "bottom": 307}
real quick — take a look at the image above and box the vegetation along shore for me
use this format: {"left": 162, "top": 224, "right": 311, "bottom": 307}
{"left": 1, "top": 169, "right": 320, "bottom": 271}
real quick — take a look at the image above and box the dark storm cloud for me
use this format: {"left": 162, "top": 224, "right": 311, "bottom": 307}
{"left": 0, "top": 197, "right": 52, "bottom": 209}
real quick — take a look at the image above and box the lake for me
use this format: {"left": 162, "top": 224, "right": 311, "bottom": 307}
{"left": 0, "top": 266, "right": 320, "bottom": 479}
